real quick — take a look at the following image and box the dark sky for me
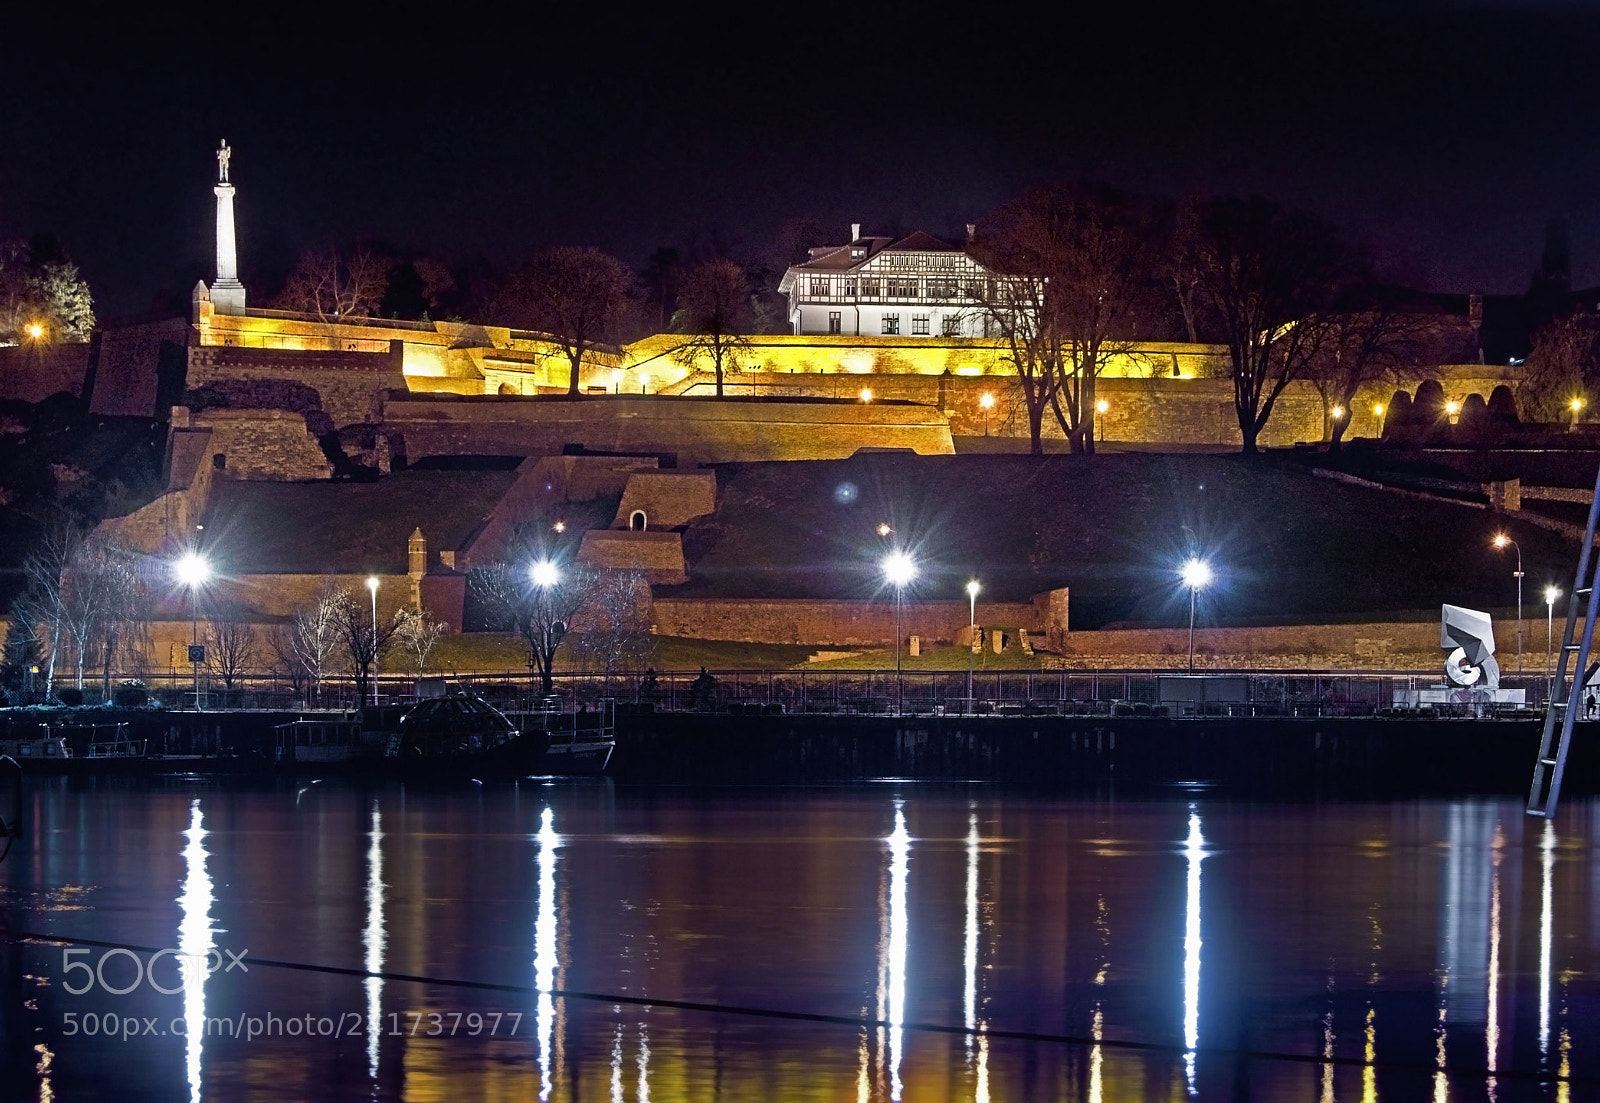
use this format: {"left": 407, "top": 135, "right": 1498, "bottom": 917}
{"left": 4, "top": 1, "right": 1599, "bottom": 321}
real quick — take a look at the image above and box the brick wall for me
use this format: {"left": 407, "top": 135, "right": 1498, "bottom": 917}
{"left": 1045, "top": 621, "right": 1449, "bottom": 670}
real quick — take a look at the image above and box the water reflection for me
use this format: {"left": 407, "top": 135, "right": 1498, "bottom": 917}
{"left": 15, "top": 787, "right": 1600, "bottom": 1100}
{"left": 533, "top": 806, "right": 560, "bottom": 1101}
{"left": 177, "top": 799, "right": 212, "bottom": 1103}
{"left": 885, "top": 801, "right": 910, "bottom": 1102}
{"left": 1182, "top": 807, "right": 1204, "bottom": 1096}
{"left": 362, "top": 800, "right": 384, "bottom": 1082}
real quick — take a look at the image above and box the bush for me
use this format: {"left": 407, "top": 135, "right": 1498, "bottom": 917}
{"left": 113, "top": 680, "right": 148, "bottom": 707}
{"left": 58, "top": 687, "right": 84, "bottom": 707}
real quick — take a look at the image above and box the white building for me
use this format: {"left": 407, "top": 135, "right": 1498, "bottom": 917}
{"left": 777, "top": 225, "right": 999, "bottom": 338}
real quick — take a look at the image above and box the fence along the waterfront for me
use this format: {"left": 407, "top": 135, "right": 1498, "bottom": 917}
{"left": 55, "top": 669, "right": 1554, "bottom": 718}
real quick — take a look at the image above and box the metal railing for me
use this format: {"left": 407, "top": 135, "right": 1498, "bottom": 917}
{"left": 24, "top": 669, "right": 1551, "bottom": 718}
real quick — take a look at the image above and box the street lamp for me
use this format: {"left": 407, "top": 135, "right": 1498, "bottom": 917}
{"left": 1096, "top": 398, "right": 1109, "bottom": 442}
{"left": 860, "top": 387, "right": 873, "bottom": 403}
{"left": 980, "top": 392, "right": 994, "bottom": 436}
{"left": 1571, "top": 397, "right": 1585, "bottom": 430}
{"left": 876, "top": 522, "right": 893, "bottom": 538}
{"left": 883, "top": 552, "right": 916, "bottom": 714}
{"left": 530, "top": 560, "right": 560, "bottom": 588}
{"left": 365, "top": 576, "right": 380, "bottom": 706}
{"left": 1546, "top": 584, "right": 1562, "bottom": 700}
{"left": 1180, "top": 558, "right": 1212, "bottom": 674}
{"left": 173, "top": 552, "right": 211, "bottom": 710}
{"left": 1492, "top": 533, "right": 1523, "bottom": 674}
{"left": 966, "top": 579, "right": 980, "bottom": 712}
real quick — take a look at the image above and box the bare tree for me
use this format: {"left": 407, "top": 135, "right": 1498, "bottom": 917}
{"left": 1305, "top": 288, "right": 1436, "bottom": 448}
{"left": 572, "top": 570, "right": 653, "bottom": 684}
{"left": 672, "top": 259, "right": 755, "bottom": 396}
{"left": 1184, "top": 196, "right": 1351, "bottom": 454}
{"left": 1519, "top": 308, "right": 1600, "bottom": 422}
{"left": 335, "top": 594, "right": 417, "bottom": 706}
{"left": 265, "top": 623, "right": 309, "bottom": 700}
{"left": 274, "top": 246, "right": 388, "bottom": 321}
{"left": 289, "top": 581, "right": 347, "bottom": 704}
{"left": 41, "top": 531, "right": 144, "bottom": 692}
{"left": 507, "top": 247, "right": 632, "bottom": 395}
{"left": 971, "top": 184, "right": 1153, "bottom": 453}
{"left": 470, "top": 558, "right": 603, "bottom": 695}
{"left": 394, "top": 614, "right": 448, "bottom": 677}
{"left": 18, "top": 521, "right": 82, "bottom": 694}
{"left": 206, "top": 607, "right": 259, "bottom": 691}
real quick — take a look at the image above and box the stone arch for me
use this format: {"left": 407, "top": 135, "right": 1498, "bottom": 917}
{"left": 630, "top": 510, "right": 647, "bottom": 532}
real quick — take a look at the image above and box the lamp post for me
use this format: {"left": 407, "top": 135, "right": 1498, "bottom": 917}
{"left": 966, "top": 579, "right": 980, "bottom": 713}
{"left": 980, "top": 392, "right": 994, "bottom": 436}
{"left": 174, "top": 552, "right": 211, "bottom": 711}
{"left": 1492, "top": 534, "right": 1523, "bottom": 674}
{"left": 365, "top": 577, "right": 380, "bottom": 706}
{"left": 1546, "top": 584, "right": 1561, "bottom": 702}
{"left": 1181, "top": 558, "right": 1212, "bottom": 674}
{"left": 1095, "top": 398, "right": 1109, "bottom": 442}
{"left": 883, "top": 552, "right": 916, "bottom": 715}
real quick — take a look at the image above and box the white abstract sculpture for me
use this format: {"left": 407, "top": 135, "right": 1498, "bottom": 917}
{"left": 1442, "top": 604, "right": 1500, "bottom": 689}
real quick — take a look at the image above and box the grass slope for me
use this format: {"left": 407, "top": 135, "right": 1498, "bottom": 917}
{"left": 667, "top": 453, "right": 1575, "bottom": 629}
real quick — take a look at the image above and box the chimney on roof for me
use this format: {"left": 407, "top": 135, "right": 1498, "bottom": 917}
{"left": 966, "top": 223, "right": 976, "bottom": 244}
{"left": 851, "top": 223, "right": 861, "bottom": 242}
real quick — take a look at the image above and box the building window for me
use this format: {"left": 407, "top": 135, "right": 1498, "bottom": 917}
{"left": 928, "top": 281, "right": 957, "bottom": 298}
{"left": 851, "top": 248, "right": 865, "bottom": 260}
{"left": 942, "top": 316, "right": 963, "bottom": 336}
{"left": 887, "top": 279, "right": 918, "bottom": 298}
{"left": 828, "top": 311, "right": 842, "bottom": 334}
{"left": 862, "top": 278, "right": 881, "bottom": 297}
{"left": 844, "top": 279, "right": 857, "bottom": 296}
{"left": 809, "top": 277, "right": 829, "bottom": 297}
{"left": 882, "top": 314, "right": 900, "bottom": 335}
{"left": 912, "top": 315, "right": 930, "bottom": 335}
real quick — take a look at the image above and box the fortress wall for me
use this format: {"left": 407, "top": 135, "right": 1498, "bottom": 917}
{"left": 186, "top": 345, "right": 405, "bottom": 431}
{"left": 1042, "top": 621, "right": 1448, "bottom": 671}
{"left": 199, "top": 408, "right": 332, "bottom": 480}
{"left": 651, "top": 597, "right": 1041, "bottom": 647}
{"left": 88, "top": 318, "right": 192, "bottom": 417}
{"left": 0, "top": 342, "right": 92, "bottom": 404}
{"left": 382, "top": 394, "right": 955, "bottom": 466}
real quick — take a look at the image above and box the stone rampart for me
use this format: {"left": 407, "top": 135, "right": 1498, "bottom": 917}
{"left": 0, "top": 342, "right": 91, "bottom": 403}
{"left": 88, "top": 318, "right": 192, "bottom": 417}
{"left": 382, "top": 394, "right": 955, "bottom": 466}
{"left": 186, "top": 344, "right": 405, "bottom": 432}
{"left": 1044, "top": 621, "right": 1449, "bottom": 670}
{"left": 198, "top": 408, "right": 332, "bottom": 480}
{"left": 651, "top": 597, "right": 1041, "bottom": 646}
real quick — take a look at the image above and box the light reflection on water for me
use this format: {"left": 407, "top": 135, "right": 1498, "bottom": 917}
{"left": 3, "top": 783, "right": 1600, "bottom": 1101}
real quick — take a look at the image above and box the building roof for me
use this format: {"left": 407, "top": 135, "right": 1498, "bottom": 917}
{"left": 790, "top": 231, "right": 962, "bottom": 273}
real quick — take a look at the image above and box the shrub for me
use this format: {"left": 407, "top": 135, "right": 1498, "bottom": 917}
{"left": 114, "top": 680, "right": 149, "bottom": 707}
{"left": 58, "top": 687, "right": 84, "bottom": 707}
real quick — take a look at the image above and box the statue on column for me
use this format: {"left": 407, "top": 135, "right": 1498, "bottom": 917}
{"left": 216, "top": 140, "right": 232, "bottom": 184}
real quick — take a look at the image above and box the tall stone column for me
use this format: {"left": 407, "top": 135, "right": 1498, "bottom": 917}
{"left": 211, "top": 147, "right": 247, "bottom": 315}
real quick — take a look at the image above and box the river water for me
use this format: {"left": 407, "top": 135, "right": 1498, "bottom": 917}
{"left": 2, "top": 778, "right": 1598, "bottom": 1101}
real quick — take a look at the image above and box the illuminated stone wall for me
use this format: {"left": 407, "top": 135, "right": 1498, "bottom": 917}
{"left": 381, "top": 393, "right": 956, "bottom": 466}
{"left": 197, "top": 408, "right": 332, "bottom": 481}
{"left": 187, "top": 344, "right": 405, "bottom": 431}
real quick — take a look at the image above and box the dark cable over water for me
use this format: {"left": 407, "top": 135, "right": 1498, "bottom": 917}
{"left": 4, "top": 927, "right": 1590, "bottom": 1088}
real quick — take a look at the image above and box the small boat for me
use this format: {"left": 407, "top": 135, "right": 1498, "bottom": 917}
{"left": 383, "top": 694, "right": 550, "bottom": 778}
{"left": 514, "top": 699, "right": 616, "bottom": 775}
{"left": 274, "top": 715, "right": 368, "bottom": 766}
{"left": 0, "top": 723, "right": 148, "bottom": 775}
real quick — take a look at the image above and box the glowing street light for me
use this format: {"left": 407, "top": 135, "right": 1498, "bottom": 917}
{"left": 1492, "top": 533, "right": 1523, "bottom": 674}
{"left": 1373, "top": 403, "right": 1384, "bottom": 417}
{"left": 173, "top": 552, "right": 211, "bottom": 710}
{"left": 365, "top": 577, "right": 380, "bottom": 705}
{"left": 1546, "top": 584, "right": 1562, "bottom": 696}
{"left": 610, "top": 368, "right": 624, "bottom": 394}
{"left": 1445, "top": 399, "right": 1461, "bottom": 420}
{"left": 860, "top": 387, "right": 873, "bottom": 403}
{"left": 966, "top": 579, "right": 980, "bottom": 712}
{"left": 1096, "top": 397, "right": 1110, "bottom": 441}
{"left": 552, "top": 520, "right": 566, "bottom": 534}
{"left": 530, "top": 561, "right": 560, "bottom": 589}
{"left": 980, "top": 392, "right": 995, "bottom": 436}
{"left": 1180, "top": 558, "right": 1212, "bottom": 674}
{"left": 882, "top": 551, "right": 917, "bottom": 714}
{"left": 1331, "top": 405, "right": 1345, "bottom": 420}
{"left": 876, "top": 522, "right": 893, "bottom": 538}
{"left": 25, "top": 322, "right": 44, "bottom": 340}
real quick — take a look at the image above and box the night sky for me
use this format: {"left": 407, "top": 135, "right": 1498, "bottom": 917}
{"left": 3, "top": 1, "right": 1598, "bottom": 321}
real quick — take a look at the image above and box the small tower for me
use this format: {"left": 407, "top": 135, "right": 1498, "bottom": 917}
{"left": 408, "top": 527, "right": 427, "bottom": 610}
{"left": 210, "top": 139, "right": 247, "bottom": 316}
